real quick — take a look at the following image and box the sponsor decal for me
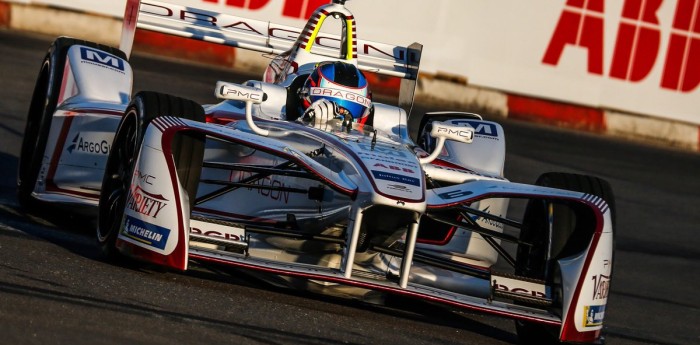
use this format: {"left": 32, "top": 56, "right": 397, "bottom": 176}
{"left": 371, "top": 170, "right": 420, "bottom": 187}
{"left": 122, "top": 215, "right": 170, "bottom": 250}
{"left": 493, "top": 283, "right": 546, "bottom": 298}
{"left": 191, "top": 227, "right": 243, "bottom": 242}
{"left": 218, "top": 83, "right": 264, "bottom": 102}
{"left": 146, "top": 2, "right": 417, "bottom": 64}
{"left": 543, "top": 0, "right": 699, "bottom": 92}
{"left": 434, "top": 125, "right": 474, "bottom": 141}
{"left": 373, "top": 163, "right": 415, "bottom": 174}
{"left": 492, "top": 273, "right": 548, "bottom": 299}
{"left": 230, "top": 171, "right": 291, "bottom": 204}
{"left": 583, "top": 305, "right": 606, "bottom": 327}
{"left": 437, "top": 188, "right": 473, "bottom": 200}
{"left": 591, "top": 274, "right": 610, "bottom": 300}
{"left": 469, "top": 206, "right": 504, "bottom": 230}
{"left": 66, "top": 133, "right": 111, "bottom": 155}
{"left": 134, "top": 169, "right": 155, "bottom": 186}
{"left": 80, "top": 47, "right": 125, "bottom": 73}
{"left": 451, "top": 120, "right": 499, "bottom": 138}
{"left": 386, "top": 184, "right": 413, "bottom": 194}
{"left": 126, "top": 169, "right": 168, "bottom": 218}
{"left": 309, "top": 87, "right": 371, "bottom": 107}
{"left": 126, "top": 186, "right": 168, "bottom": 218}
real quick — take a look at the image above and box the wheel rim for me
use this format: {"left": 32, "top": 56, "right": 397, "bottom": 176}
{"left": 97, "top": 112, "right": 138, "bottom": 242}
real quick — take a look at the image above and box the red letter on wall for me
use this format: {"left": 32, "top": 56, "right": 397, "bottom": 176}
{"left": 282, "top": 0, "right": 330, "bottom": 19}
{"left": 609, "top": 0, "right": 662, "bottom": 82}
{"left": 661, "top": 0, "right": 700, "bottom": 92}
{"left": 542, "top": 0, "right": 605, "bottom": 75}
{"left": 202, "top": 0, "right": 270, "bottom": 10}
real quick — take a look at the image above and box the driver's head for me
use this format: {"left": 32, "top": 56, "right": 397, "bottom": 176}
{"left": 299, "top": 61, "right": 371, "bottom": 120}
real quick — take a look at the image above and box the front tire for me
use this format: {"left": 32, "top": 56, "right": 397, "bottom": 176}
{"left": 96, "top": 91, "right": 205, "bottom": 260}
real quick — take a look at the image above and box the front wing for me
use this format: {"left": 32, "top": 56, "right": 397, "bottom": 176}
{"left": 115, "top": 117, "right": 613, "bottom": 343}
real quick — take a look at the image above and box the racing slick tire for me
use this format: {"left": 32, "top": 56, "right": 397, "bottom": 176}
{"left": 17, "top": 37, "right": 127, "bottom": 209}
{"left": 515, "top": 172, "right": 615, "bottom": 344}
{"left": 97, "top": 91, "right": 205, "bottom": 261}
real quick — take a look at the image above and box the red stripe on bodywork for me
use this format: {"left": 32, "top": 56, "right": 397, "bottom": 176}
{"left": 57, "top": 60, "right": 71, "bottom": 105}
{"left": 45, "top": 116, "right": 75, "bottom": 193}
{"left": 415, "top": 215, "right": 459, "bottom": 246}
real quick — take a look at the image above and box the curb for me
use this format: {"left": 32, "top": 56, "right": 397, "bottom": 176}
{"left": 0, "top": 2, "right": 9, "bottom": 27}
{"left": 2, "top": 1, "right": 698, "bottom": 152}
{"left": 507, "top": 93, "right": 604, "bottom": 132}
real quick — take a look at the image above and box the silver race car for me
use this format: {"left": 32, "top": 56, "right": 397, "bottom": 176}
{"left": 18, "top": 0, "right": 614, "bottom": 343}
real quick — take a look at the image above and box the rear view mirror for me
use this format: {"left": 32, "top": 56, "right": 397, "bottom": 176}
{"left": 419, "top": 121, "right": 474, "bottom": 164}
{"left": 215, "top": 81, "right": 269, "bottom": 136}
{"left": 215, "top": 82, "right": 265, "bottom": 104}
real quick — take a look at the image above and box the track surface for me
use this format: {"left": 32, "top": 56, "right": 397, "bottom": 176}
{"left": 0, "top": 29, "right": 698, "bottom": 345}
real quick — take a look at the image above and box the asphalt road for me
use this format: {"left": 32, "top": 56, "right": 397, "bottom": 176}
{"left": 1, "top": 29, "right": 699, "bottom": 345}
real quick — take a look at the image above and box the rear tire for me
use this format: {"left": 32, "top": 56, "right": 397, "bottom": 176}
{"left": 515, "top": 172, "right": 615, "bottom": 344}
{"left": 17, "top": 37, "right": 126, "bottom": 209}
{"left": 96, "top": 91, "right": 205, "bottom": 261}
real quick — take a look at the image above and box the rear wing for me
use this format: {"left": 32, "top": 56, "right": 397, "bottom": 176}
{"left": 120, "top": 0, "right": 421, "bottom": 81}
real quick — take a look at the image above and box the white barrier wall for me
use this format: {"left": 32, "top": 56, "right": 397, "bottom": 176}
{"left": 8, "top": 0, "right": 699, "bottom": 125}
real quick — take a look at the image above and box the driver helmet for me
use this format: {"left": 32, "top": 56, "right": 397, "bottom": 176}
{"left": 299, "top": 61, "right": 371, "bottom": 120}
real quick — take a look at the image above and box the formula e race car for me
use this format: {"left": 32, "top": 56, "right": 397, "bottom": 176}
{"left": 17, "top": 0, "right": 614, "bottom": 343}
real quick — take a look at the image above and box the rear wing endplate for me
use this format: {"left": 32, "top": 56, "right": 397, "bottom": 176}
{"left": 120, "top": 0, "right": 421, "bottom": 80}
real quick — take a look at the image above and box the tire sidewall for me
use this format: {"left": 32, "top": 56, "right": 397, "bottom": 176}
{"left": 17, "top": 42, "right": 68, "bottom": 203}
{"left": 96, "top": 106, "right": 144, "bottom": 252}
